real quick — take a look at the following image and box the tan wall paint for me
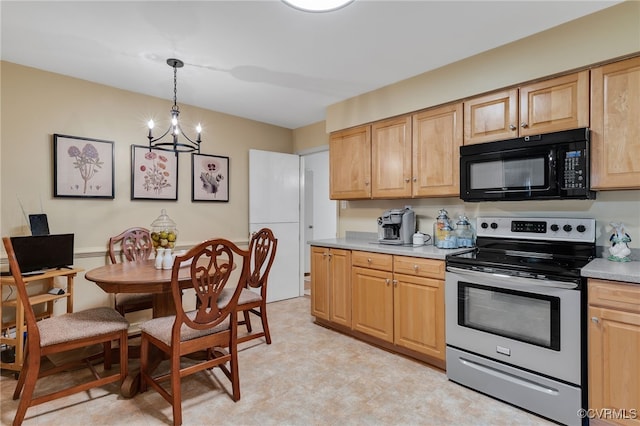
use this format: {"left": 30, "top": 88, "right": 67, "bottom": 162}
{"left": 1, "top": 62, "right": 292, "bottom": 312}
{"left": 326, "top": 1, "right": 640, "bottom": 132}
{"left": 292, "top": 121, "right": 329, "bottom": 154}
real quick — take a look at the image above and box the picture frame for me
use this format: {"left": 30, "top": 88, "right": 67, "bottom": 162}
{"left": 191, "top": 153, "right": 229, "bottom": 202}
{"left": 53, "top": 134, "right": 115, "bottom": 199}
{"left": 131, "top": 145, "right": 178, "bottom": 200}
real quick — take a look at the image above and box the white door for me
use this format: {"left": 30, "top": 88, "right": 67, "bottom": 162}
{"left": 249, "top": 149, "right": 300, "bottom": 302}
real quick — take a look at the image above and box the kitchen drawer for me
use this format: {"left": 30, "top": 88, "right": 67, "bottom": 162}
{"left": 394, "top": 256, "right": 445, "bottom": 280}
{"left": 352, "top": 251, "right": 393, "bottom": 272}
{"left": 588, "top": 279, "right": 640, "bottom": 314}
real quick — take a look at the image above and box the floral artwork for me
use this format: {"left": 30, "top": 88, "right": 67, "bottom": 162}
{"left": 131, "top": 145, "right": 178, "bottom": 200}
{"left": 191, "top": 153, "right": 229, "bottom": 202}
{"left": 54, "top": 134, "right": 114, "bottom": 198}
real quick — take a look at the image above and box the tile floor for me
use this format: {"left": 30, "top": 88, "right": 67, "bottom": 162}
{"left": 1, "top": 296, "right": 555, "bottom": 425}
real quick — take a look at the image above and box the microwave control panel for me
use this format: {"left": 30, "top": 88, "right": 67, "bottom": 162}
{"left": 561, "top": 148, "right": 587, "bottom": 189}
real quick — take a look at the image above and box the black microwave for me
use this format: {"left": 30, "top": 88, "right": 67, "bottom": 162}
{"left": 460, "top": 128, "right": 595, "bottom": 202}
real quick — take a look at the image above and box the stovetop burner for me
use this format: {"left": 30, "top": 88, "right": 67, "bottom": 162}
{"left": 446, "top": 216, "right": 596, "bottom": 280}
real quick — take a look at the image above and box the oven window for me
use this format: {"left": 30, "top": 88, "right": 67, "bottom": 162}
{"left": 470, "top": 157, "right": 545, "bottom": 190}
{"left": 458, "top": 282, "right": 560, "bottom": 351}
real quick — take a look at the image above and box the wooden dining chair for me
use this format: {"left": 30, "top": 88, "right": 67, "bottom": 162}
{"left": 138, "top": 238, "right": 250, "bottom": 426}
{"left": 108, "top": 227, "right": 154, "bottom": 316}
{"left": 219, "top": 228, "right": 277, "bottom": 345}
{"left": 2, "top": 237, "right": 129, "bottom": 426}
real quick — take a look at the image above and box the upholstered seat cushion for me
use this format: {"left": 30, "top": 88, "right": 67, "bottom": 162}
{"left": 38, "top": 307, "right": 129, "bottom": 347}
{"left": 218, "top": 288, "right": 262, "bottom": 307}
{"left": 140, "top": 311, "right": 230, "bottom": 346}
{"left": 115, "top": 292, "right": 153, "bottom": 306}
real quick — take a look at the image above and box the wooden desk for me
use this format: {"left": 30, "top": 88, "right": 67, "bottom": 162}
{"left": 0, "top": 268, "right": 82, "bottom": 373}
{"left": 84, "top": 259, "right": 195, "bottom": 318}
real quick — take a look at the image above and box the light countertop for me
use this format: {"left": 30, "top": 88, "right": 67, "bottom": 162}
{"left": 581, "top": 258, "right": 640, "bottom": 284}
{"left": 309, "top": 237, "right": 472, "bottom": 260}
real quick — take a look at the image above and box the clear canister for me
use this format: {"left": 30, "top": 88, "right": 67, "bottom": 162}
{"left": 455, "top": 215, "right": 475, "bottom": 248}
{"left": 150, "top": 209, "right": 178, "bottom": 252}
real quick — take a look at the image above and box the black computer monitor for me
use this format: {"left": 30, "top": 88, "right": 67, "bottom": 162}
{"left": 9, "top": 234, "right": 74, "bottom": 275}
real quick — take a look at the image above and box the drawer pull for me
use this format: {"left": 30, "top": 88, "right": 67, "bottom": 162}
{"left": 591, "top": 317, "right": 599, "bottom": 324}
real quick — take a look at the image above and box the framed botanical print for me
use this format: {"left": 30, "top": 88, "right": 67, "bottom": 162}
{"left": 53, "top": 133, "right": 115, "bottom": 198}
{"left": 191, "top": 153, "right": 229, "bottom": 202}
{"left": 131, "top": 145, "right": 178, "bottom": 200}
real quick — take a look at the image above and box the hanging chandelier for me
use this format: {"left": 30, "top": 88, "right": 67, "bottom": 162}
{"left": 147, "top": 58, "right": 201, "bottom": 154}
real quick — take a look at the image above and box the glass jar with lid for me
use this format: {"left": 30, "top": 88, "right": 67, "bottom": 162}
{"left": 455, "top": 215, "right": 475, "bottom": 248}
{"left": 150, "top": 209, "right": 178, "bottom": 253}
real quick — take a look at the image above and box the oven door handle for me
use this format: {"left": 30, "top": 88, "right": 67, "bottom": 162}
{"left": 446, "top": 266, "right": 579, "bottom": 290}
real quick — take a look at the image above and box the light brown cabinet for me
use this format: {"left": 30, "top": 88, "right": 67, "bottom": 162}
{"left": 347, "top": 250, "right": 446, "bottom": 364}
{"left": 412, "top": 103, "right": 463, "bottom": 197}
{"left": 371, "top": 115, "right": 412, "bottom": 198}
{"left": 588, "top": 279, "right": 640, "bottom": 426}
{"left": 329, "top": 125, "right": 371, "bottom": 200}
{"left": 310, "top": 247, "right": 351, "bottom": 326}
{"left": 590, "top": 56, "right": 640, "bottom": 190}
{"left": 464, "top": 71, "right": 590, "bottom": 145}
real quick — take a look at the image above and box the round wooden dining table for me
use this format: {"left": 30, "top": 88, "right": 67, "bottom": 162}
{"left": 85, "top": 259, "right": 193, "bottom": 318}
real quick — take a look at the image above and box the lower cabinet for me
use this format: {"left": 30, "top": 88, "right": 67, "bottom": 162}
{"left": 310, "top": 247, "right": 351, "bottom": 326}
{"left": 588, "top": 279, "right": 640, "bottom": 426}
{"left": 312, "top": 246, "right": 445, "bottom": 368}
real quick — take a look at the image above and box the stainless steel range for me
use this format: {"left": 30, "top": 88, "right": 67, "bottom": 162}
{"left": 445, "top": 216, "right": 595, "bottom": 426}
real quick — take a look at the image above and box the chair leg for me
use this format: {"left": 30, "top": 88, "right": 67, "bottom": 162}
{"left": 12, "top": 344, "right": 29, "bottom": 400}
{"left": 242, "top": 310, "right": 252, "bottom": 332}
{"left": 119, "top": 331, "right": 128, "bottom": 382}
{"left": 230, "top": 343, "right": 240, "bottom": 401}
{"left": 139, "top": 335, "right": 148, "bottom": 393}
{"left": 103, "top": 341, "right": 112, "bottom": 370}
{"left": 260, "top": 306, "right": 272, "bottom": 345}
{"left": 171, "top": 352, "right": 182, "bottom": 426}
{"left": 12, "top": 349, "right": 40, "bottom": 426}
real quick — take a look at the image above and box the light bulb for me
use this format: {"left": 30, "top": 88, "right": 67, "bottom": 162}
{"left": 147, "top": 120, "right": 155, "bottom": 129}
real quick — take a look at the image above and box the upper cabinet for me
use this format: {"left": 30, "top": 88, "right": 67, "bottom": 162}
{"left": 464, "top": 71, "right": 590, "bottom": 145}
{"left": 412, "top": 103, "right": 463, "bottom": 197}
{"left": 371, "top": 115, "right": 412, "bottom": 198}
{"left": 329, "top": 125, "right": 371, "bottom": 199}
{"left": 590, "top": 56, "right": 640, "bottom": 190}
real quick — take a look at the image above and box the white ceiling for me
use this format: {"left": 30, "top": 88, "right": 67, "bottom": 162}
{"left": 1, "top": 1, "right": 623, "bottom": 129}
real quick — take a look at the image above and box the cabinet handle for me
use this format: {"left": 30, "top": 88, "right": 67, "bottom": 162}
{"left": 365, "top": 181, "right": 370, "bottom": 186}
{"left": 405, "top": 178, "right": 410, "bottom": 183}
{"left": 386, "top": 278, "right": 391, "bottom": 285}
{"left": 591, "top": 317, "right": 599, "bottom": 324}
{"left": 367, "top": 258, "right": 372, "bottom": 263}
{"left": 509, "top": 124, "right": 516, "bottom": 131}
{"left": 520, "top": 122, "right": 528, "bottom": 128}
{"left": 413, "top": 177, "right": 417, "bottom": 182}
{"left": 413, "top": 264, "right": 419, "bottom": 271}
{"left": 392, "top": 279, "right": 398, "bottom": 287}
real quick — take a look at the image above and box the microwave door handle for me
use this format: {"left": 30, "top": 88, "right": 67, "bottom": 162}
{"left": 446, "top": 266, "right": 578, "bottom": 290}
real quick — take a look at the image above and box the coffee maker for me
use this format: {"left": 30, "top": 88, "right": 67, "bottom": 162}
{"left": 377, "top": 207, "right": 415, "bottom": 245}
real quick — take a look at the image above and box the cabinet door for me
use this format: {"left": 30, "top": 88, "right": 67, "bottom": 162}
{"left": 463, "top": 89, "right": 518, "bottom": 145}
{"left": 519, "top": 70, "right": 589, "bottom": 136}
{"left": 310, "top": 247, "right": 329, "bottom": 320}
{"left": 394, "top": 273, "right": 445, "bottom": 360}
{"left": 329, "top": 126, "right": 371, "bottom": 199}
{"left": 351, "top": 266, "right": 393, "bottom": 342}
{"left": 371, "top": 115, "right": 412, "bottom": 198}
{"left": 412, "top": 103, "right": 463, "bottom": 197}
{"left": 590, "top": 56, "right": 640, "bottom": 190}
{"left": 588, "top": 306, "right": 640, "bottom": 426}
{"left": 329, "top": 249, "right": 352, "bottom": 327}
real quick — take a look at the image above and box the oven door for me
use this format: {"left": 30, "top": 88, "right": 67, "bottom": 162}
{"left": 445, "top": 266, "right": 582, "bottom": 385}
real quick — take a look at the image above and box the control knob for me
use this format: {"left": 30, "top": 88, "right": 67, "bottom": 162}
{"left": 481, "top": 222, "right": 489, "bottom": 229}
{"left": 563, "top": 224, "right": 573, "bottom": 232}
{"left": 577, "top": 225, "right": 586, "bottom": 233}
{"left": 491, "top": 222, "right": 498, "bottom": 229}
{"left": 550, "top": 224, "right": 559, "bottom": 232}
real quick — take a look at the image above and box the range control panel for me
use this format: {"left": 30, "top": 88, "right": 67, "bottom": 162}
{"left": 476, "top": 217, "right": 595, "bottom": 243}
